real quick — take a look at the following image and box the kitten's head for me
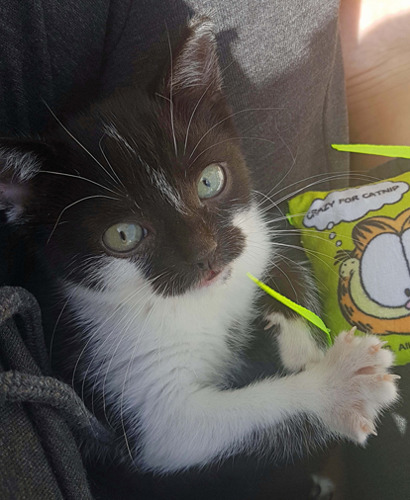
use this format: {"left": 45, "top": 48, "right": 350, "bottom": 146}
{"left": 0, "top": 17, "right": 253, "bottom": 297}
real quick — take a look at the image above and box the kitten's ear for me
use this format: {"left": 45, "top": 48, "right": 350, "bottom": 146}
{"left": 0, "top": 139, "right": 53, "bottom": 223}
{"left": 166, "top": 16, "right": 223, "bottom": 99}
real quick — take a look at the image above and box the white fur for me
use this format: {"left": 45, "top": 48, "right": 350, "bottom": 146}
{"left": 391, "top": 412, "right": 407, "bottom": 436}
{"left": 141, "top": 161, "right": 187, "bottom": 215}
{"left": 64, "top": 203, "right": 398, "bottom": 473}
{"left": 172, "top": 18, "right": 222, "bottom": 93}
{"left": 264, "top": 313, "right": 324, "bottom": 372}
{"left": 0, "top": 148, "right": 41, "bottom": 182}
{"left": 0, "top": 149, "right": 40, "bottom": 221}
{"left": 104, "top": 124, "right": 136, "bottom": 155}
{"left": 104, "top": 123, "right": 187, "bottom": 215}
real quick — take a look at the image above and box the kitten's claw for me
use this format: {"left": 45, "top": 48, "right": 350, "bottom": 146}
{"left": 308, "top": 330, "right": 399, "bottom": 444}
{"left": 264, "top": 319, "right": 276, "bottom": 330}
{"left": 369, "top": 343, "right": 382, "bottom": 354}
{"left": 360, "top": 418, "right": 377, "bottom": 437}
{"left": 345, "top": 326, "right": 357, "bottom": 343}
{"left": 378, "top": 373, "right": 401, "bottom": 382}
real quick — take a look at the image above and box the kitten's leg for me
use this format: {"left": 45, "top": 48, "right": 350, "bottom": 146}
{"left": 262, "top": 251, "right": 325, "bottom": 371}
{"left": 137, "top": 330, "right": 398, "bottom": 473}
{"left": 264, "top": 313, "right": 324, "bottom": 372}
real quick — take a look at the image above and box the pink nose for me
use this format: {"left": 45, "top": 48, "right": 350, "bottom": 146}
{"left": 406, "top": 300, "right": 410, "bottom": 310}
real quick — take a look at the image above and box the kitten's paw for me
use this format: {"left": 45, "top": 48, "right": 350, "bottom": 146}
{"left": 265, "top": 313, "right": 324, "bottom": 372}
{"left": 311, "top": 328, "right": 399, "bottom": 444}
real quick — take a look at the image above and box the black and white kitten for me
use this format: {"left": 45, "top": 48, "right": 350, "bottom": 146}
{"left": 0, "top": 17, "right": 398, "bottom": 473}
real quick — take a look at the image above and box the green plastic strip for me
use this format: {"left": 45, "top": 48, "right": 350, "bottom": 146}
{"left": 332, "top": 144, "right": 410, "bottom": 159}
{"left": 286, "top": 212, "right": 295, "bottom": 226}
{"left": 247, "top": 272, "right": 332, "bottom": 346}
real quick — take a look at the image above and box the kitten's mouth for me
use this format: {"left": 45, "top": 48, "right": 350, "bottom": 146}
{"left": 197, "top": 266, "right": 231, "bottom": 288}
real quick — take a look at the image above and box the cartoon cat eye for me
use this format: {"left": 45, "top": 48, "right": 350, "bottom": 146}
{"left": 360, "top": 232, "right": 410, "bottom": 308}
{"left": 102, "top": 222, "right": 146, "bottom": 253}
{"left": 197, "top": 163, "right": 225, "bottom": 199}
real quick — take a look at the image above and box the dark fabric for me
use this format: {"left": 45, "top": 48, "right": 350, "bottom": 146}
{"left": 0, "top": 286, "right": 103, "bottom": 500}
{"left": 0, "top": 0, "right": 136, "bottom": 135}
{"left": 0, "top": 0, "right": 348, "bottom": 195}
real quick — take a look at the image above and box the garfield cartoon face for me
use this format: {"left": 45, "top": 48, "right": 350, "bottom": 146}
{"left": 338, "top": 208, "right": 410, "bottom": 335}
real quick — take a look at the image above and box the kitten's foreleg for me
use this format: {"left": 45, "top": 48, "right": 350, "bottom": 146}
{"left": 262, "top": 249, "right": 326, "bottom": 372}
{"left": 137, "top": 330, "right": 398, "bottom": 473}
{"left": 265, "top": 313, "right": 325, "bottom": 372}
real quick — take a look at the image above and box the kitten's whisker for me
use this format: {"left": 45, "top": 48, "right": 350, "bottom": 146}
{"left": 46, "top": 194, "right": 120, "bottom": 245}
{"left": 252, "top": 190, "right": 284, "bottom": 218}
{"left": 70, "top": 272, "right": 161, "bottom": 394}
{"left": 118, "top": 283, "right": 164, "bottom": 464}
{"left": 42, "top": 99, "right": 124, "bottom": 194}
{"left": 40, "top": 170, "right": 122, "bottom": 197}
{"left": 273, "top": 242, "right": 340, "bottom": 278}
{"left": 270, "top": 228, "right": 362, "bottom": 246}
{"left": 189, "top": 136, "right": 277, "bottom": 169}
{"left": 272, "top": 173, "right": 377, "bottom": 207}
{"left": 183, "top": 60, "right": 235, "bottom": 155}
{"left": 86, "top": 271, "right": 169, "bottom": 414}
{"left": 48, "top": 276, "right": 90, "bottom": 362}
{"left": 246, "top": 243, "right": 300, "bottom": 302}
{"left": 165, "top": 24, "right": 178, "bottom": 158}
{"left": 269, "top": 117, "right": 298, "bottom": 193}
{"left": 98, "top": 272, "right": 171, "bottom": 424}
{"left": 266, "top": 171, "right": 382, "bottom": 203}
{"left": 188, "top": 107, "right": 284, "bottom": 161}
{"left": 98, "top": 134, "right": 127, "bottom": 190}
{"left": 79, "top": 282, "right": 156, "bottom": 424}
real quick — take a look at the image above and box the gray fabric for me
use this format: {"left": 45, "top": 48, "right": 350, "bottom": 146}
{"left": 0, "top": 287, "right": 96, "bottom": 500}
{"left": 185, "top": 0, "right": 349, "bottom": 194}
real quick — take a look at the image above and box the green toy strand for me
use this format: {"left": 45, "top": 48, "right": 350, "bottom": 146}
{"left": 332, "top": 144, "right": 410, "bottom": 158}
{"left": 247, "top": 272, "right": 332, "bottom": 346}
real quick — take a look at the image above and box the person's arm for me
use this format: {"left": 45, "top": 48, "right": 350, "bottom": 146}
{"left": 340, "top": 0, "right": 410, "bottom": 173}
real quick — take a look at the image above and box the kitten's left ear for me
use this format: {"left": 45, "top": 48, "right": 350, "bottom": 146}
{"left": 0, "top": 139, "right": 54, "bottom": 223}
{"left": 165, "top": 16, "right": 223, "bottom": 100}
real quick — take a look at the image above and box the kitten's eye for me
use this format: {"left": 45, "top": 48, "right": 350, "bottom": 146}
{"left": 102, "top": 222, "right": 145, "bottom": 253}
{"left": 197, "top": 163, "right": 225, "bottom": 199}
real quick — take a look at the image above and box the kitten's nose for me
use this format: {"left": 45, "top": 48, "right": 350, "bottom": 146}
{"left": 196, "top": 258, "right": 213, "bottom": 271}
{"left": 195, "top": 243, "right": 217, "bottom": 270}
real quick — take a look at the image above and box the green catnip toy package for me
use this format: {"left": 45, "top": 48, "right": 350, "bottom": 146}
{"left": 288, "top": 171, "right": 410, "bottom": 366}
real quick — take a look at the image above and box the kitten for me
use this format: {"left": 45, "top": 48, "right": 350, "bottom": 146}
{"left": 0, "top": 17, "right": 398, "bottom": 473}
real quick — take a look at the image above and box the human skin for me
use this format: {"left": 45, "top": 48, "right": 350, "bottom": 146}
{"left": 339, "top": 0, "right": 410, "bottom": 173}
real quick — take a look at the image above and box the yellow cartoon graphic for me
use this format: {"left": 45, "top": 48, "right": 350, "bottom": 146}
{"left": 337, "top": 208, "right": 410, "bottom": 335}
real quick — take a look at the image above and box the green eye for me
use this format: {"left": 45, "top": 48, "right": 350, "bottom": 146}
{"left": 197, "top": 163, "right": 225, "bottom": 199}
{"left": 102, "top": 222, "right": 145, "bottom": 253}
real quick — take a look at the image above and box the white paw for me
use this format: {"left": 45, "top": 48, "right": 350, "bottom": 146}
{"left": 265, "top": 313, "right": 324, "bottom": 372}
{"left": 310, "top": 328, "right": 399, "bottom": 444}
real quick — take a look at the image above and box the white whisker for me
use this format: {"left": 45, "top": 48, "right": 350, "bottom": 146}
{"left": 165, "top": 24, "right": 178, "bottom": 157}
{"left": 46, "top": 194, "right": 120, "bottom": 245}
{"left": 42, "top": 99, "right": 124, "bottom": 194}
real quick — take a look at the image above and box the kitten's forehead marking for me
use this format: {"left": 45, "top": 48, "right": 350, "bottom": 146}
{"left": 104, "top": 124, "right": 188, "bottom": 215}
{"left": 141, "top": 160, "right": 188, "bottom": 215}
{"left": 104, "top": 124, "right": 135, "bottom": 155}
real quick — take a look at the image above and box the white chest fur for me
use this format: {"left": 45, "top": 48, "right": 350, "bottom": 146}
{"left": 64, "top": 203, "right": 272, "bottom": 414}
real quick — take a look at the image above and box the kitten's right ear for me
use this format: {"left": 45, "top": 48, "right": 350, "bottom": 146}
{"left": 0, "top": 139, "right": 53, "bottom": 223}
{"left": 164, "top": 16, "right": 223, "bottom": 101}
